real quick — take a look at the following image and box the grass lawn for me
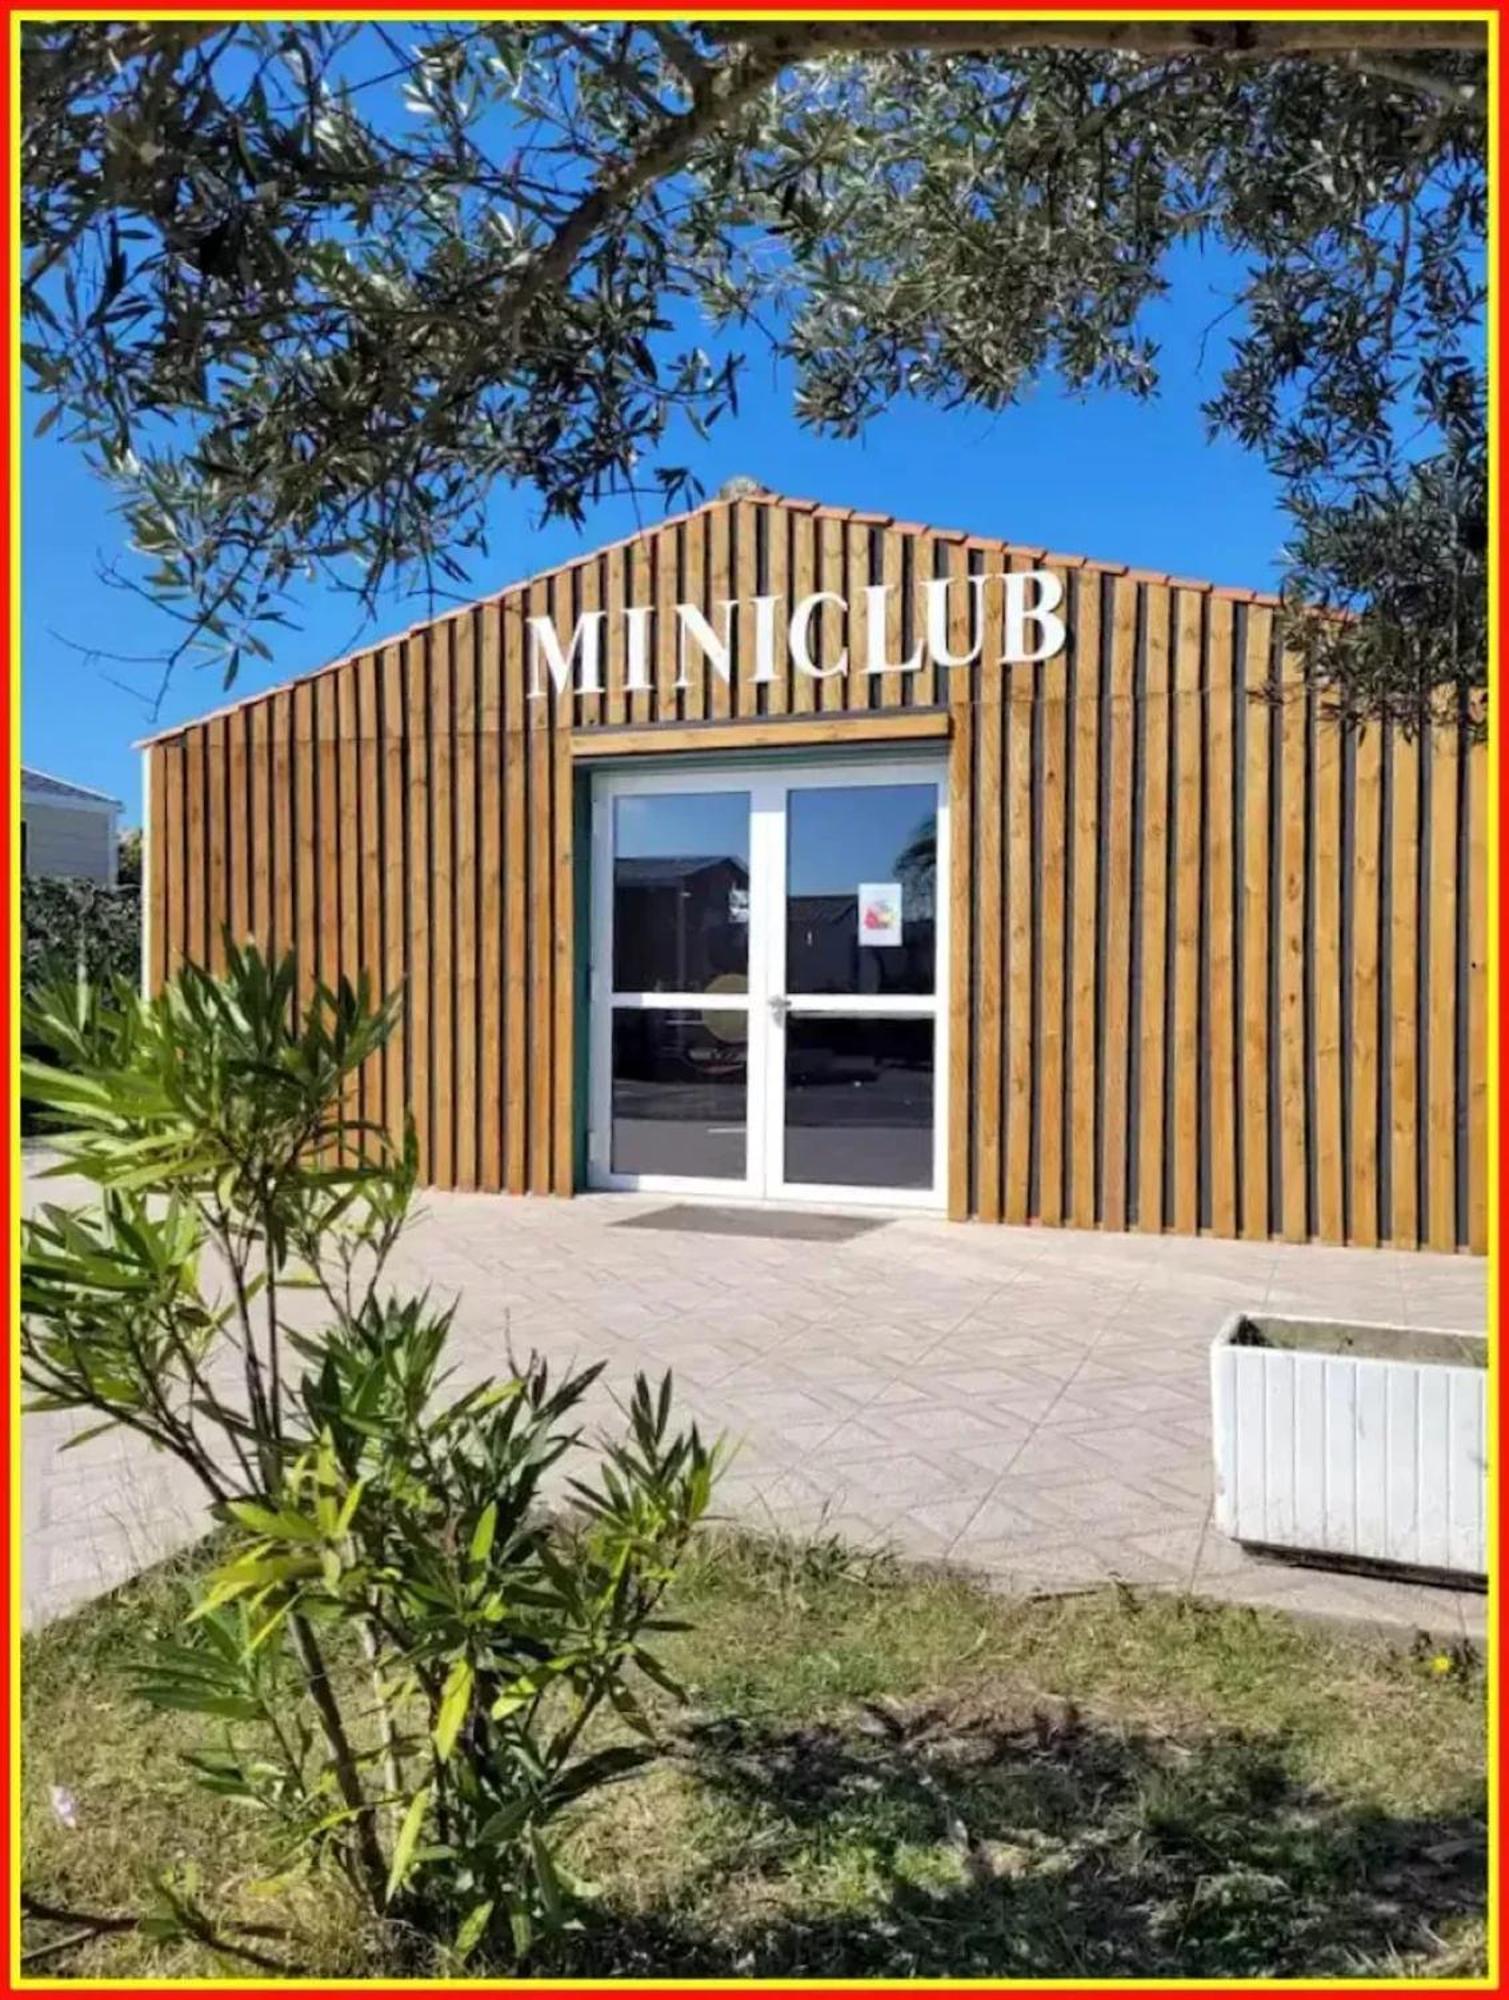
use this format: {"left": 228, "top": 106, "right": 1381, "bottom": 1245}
{"left": 22, "top": 1529, "right": 1486, "bottom": 1980}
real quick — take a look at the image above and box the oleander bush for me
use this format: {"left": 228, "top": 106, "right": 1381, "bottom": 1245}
{"left": 20, "top": 943, "right": 721, "bottom": 1967}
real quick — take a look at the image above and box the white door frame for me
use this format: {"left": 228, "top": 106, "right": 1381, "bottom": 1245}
{"left": 588, "top": 756, "right": 949, "bottom": 1210}
{"left": 766, "top": 760, "right": 949, "bottom": 1211}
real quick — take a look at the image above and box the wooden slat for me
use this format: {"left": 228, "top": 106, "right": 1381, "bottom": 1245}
{"left": 1349, "top": 721, "right": 1383, "bottom": 1245}
{"left": 946, "top": 539, "right": 974, "bottom": 1222}
{"left": 1136, "top": 583, "right": 1171, "bottom": 1232}
{"left": 604, "top": 544, "right": 629, "bottom": 729}
{"left": 1205, "top": 598, "right": 1237, "bottom": 1236}
{"left": 1312, "top": 701, "right": 1344, "bottom": 1243}
{"left": 429, "top": 622, "right": 456, "bottom": 1189}
{"left": 548, "top": 567, "right": 576, "bottom": 1196}
{"left": 203, "top": 718, "right": 226, "bottom": 970}
{"left": 911, "top": 533, "right": 938, "bottom": 711}
{"left": 527, "top": 579, "right": 554, "bottom": 1194}
{"left": 1170, "top": 588, "right": 1203, "bottom": 1235}
{"left": 765, "top": 503, "right": 792, "bottom": 718}
{"left": 790, "top": 508, "right": 817, "bottom": 716}
{"left": 1099, "top": 577, "right": 1137, "bottom": 1231}
{"left": 975, "top": 554, "right": 1005, "bottom": 1223}
{"left": 504, "top": 598, "right": 529, "bottom": 1193}
{"left": 1003, "top": 562, "right": 1033, "bottom": 1224}
{"left": 1240, "top": 606, "right": 1273, "bottom": 1239}
{"left": 380, "top": 646, "right": 406, "bottom": 1149}
{"left": 1036, "top": 578, "right": 1069, "bottom": 1225}
{"left": 354, "top": 654, "right": 383, "bottom": 1147}
{"left": 1276, "top": 651, "right": 1308, "bottom": 1241}
{"left": 707, "top": 501, "right": 733, "bottom": 722}
{"left": 316, "top": 676, "right": 340, "bottom": 1001}
{"left": 628, "top": 535, "right": 653, "bottom": 730}
{"left": 337, "top": 664, "right": 362, "bottom": 1146}
{"left": 454, "top": 612, "right": 479, "bottom": 1191}
{"left": 847, "top": 522, "right": 872, "bottom": 715}
{"left": 1388, "top": 726, "right": 1419, "bottom": 1248}
{"left": 680, "top": 512, "right": 704, "bottom": 724}
{"left": 271, "top": 691, "right": 294, "bottom": 979}
{"left": 1067, "top": 569, "right": 1101, "bottom": 1226}
{"left": 249, "top": 700, "right": 272, "bottom": 950}
{"left": 404, "top": 634, "right": 432, "bottom": 1183}
{"left": 819, "top": 514, "right": 847, "bottom": 714}
{"left": 656, "top": 526, "right": 682, "bottom": 723}
{"left": 1466, "top": 735, "right": 1488, "bottom": 1253}
{"left": 552, "top": 718, "right": 576, "bottom": 1197}
{"left": 184, "top": 742, "right": 201, "bottom": 971}
{"left": 478, "top": 604, "right": 504, "bottom": 1189}
{"left": 166, "top": 741, "right": 189, "bottom": 974}
{"left": 734, "top": 500, "right": 760, "bottom": 719}
{"left": 147, "top": 746, "right": 168, "bottom": 989}
{"left": 574, "top": 560, "right": 602, "bottom": 733}
{"left": 1425, "top": 720, "right": 1459, "bottom": 1249}
{"left": 337, "top": 667, "right": 360, "bottom": 989}
{"left": 294, "top": 683, "right": 317, "bottom": 1002}
{"left": 881, "top": 529, "right": 908, "bottom": 713}
{"left": 227, "top": 711, "right": 249, "bottom": 950}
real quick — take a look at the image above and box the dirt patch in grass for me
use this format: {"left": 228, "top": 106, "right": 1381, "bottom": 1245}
{"left": 22, "top": 1527, "right": 1486, "bottom": 1980}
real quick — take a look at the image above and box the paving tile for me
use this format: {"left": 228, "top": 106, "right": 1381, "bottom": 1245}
{"left": 22, "top": 1155, "right": 1488, "bottom": 1636}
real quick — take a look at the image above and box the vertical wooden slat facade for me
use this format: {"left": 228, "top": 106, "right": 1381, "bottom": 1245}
{"left": 142, "top": 492, "right": 1488, "bottom": 1251}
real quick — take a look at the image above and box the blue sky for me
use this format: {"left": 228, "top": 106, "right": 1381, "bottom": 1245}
{"left": 22, "top": 237, "right": 1287, "bottom": 821}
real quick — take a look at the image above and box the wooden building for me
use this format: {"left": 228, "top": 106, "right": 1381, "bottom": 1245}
{"left": 141, "top": 485, "right": 1488, "bottom": 1252}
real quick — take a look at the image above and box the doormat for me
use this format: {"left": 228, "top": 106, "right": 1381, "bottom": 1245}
{"left": 613, "top": 1204, "right": 887, "bottom": 1243}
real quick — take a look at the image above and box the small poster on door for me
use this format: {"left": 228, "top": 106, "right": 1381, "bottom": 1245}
{"left": 858, "top": 882, "right": 903, "bottom": 947}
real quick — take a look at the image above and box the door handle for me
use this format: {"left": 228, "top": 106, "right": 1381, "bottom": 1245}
{"left": 769, "top": 994, "right": 791, "bottom": 1022}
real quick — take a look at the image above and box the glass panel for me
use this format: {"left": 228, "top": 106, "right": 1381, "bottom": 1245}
{"left": 786, "top": 783, "right": 937, "bottom": 996}
{"left": 611, "top": 1008, "right": 747, "bottom": 1179}
{"left": 613, "top": 791, "right": 750, "bottom": 993}
{"left": 783, "top": 1016, "right": 933, "bottom": 1190}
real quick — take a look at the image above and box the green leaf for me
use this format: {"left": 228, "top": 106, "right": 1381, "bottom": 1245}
{"left": 477, "top": 1796, "right": 531, "bottom": 1847}
{"left": 334, "top": 1476, "right": 366, "bottom": 1537}
{"left": 58, "top": 1418, "right": 123, "bottom": 1451}
{"left": 529, "top": 1823, "right": 564, "bottom": 1927}
{"left": 547, "top": 1742, "right": 656, "bottom": 1809}
{"left": 633, "top": 1646, "right": 687, "bottom": 1701}
{"left": 468, "top": 1501, "right": 498, "bottom": 1567}
{"left": 489, "top": 1654, "right": 578, "bottom": 1720}
{"left": 385, "top": 1786, "right": 430, "bottom": 1905}
{"left": 509, "top": 1901, "right": 534, "bottom": 1959}
{"left": 221, "top": 1500, "right": 322, "bottom": 1542}
{"left": 138, "top": 1687, "right": 266, "bottom": 1722}
{"left": 433, "top": 1657, "right": 474, "bottom": 1762}
{"left": 452, "top": 1899, "right": 494, "bottom": 1962}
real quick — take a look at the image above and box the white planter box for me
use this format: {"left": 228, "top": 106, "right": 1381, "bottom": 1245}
{"left": 1211, "top": 1314, "right": 1487, "bottom": 1580}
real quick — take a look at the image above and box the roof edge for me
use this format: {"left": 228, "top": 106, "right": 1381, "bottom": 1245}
{"left": 21, "top": 765, "right": 122, "bottom": 805}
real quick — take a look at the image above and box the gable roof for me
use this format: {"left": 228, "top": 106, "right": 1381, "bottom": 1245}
{"left": 22, "top": 766, "right": 120, "bottom": 807}
{"left": 136, "top": 486, "right": 1283, "bottom": 750}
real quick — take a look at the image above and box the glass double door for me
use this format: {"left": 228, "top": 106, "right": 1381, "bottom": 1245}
{"left": 588, "top": 761, "right": 948, "bottom": 1207}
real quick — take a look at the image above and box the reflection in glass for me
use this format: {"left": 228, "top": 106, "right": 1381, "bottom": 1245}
{"left": 611, "top": 1009, "right": 747, "bottom": 1179}
{"left": 786, "top": 784, "right": 936, "bottom": 996}
{"left": 613, "top": 792, "right": 751, "bottom": 993}
{"left": 783, "top": 1016, "right": 933, "bottom": 1189}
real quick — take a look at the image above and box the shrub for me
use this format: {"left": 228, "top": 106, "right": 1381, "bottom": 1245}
{"left": 21, "top": 874, "right": 140, "bottom": 995}
{"left": 20, "top": 945, "right": 721, "bottom": 1966}
{"left": 20, "top": 878, "right": 141, "bottom": 1135}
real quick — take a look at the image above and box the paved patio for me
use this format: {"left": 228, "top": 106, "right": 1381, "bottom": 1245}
{"left": 23, "top": 1158, "right": 1489, "bottom": 1638}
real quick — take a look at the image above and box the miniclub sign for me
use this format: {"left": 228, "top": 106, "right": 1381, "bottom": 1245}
{"left": 526, "top": 567, "right": 1066, "bottom": 698}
